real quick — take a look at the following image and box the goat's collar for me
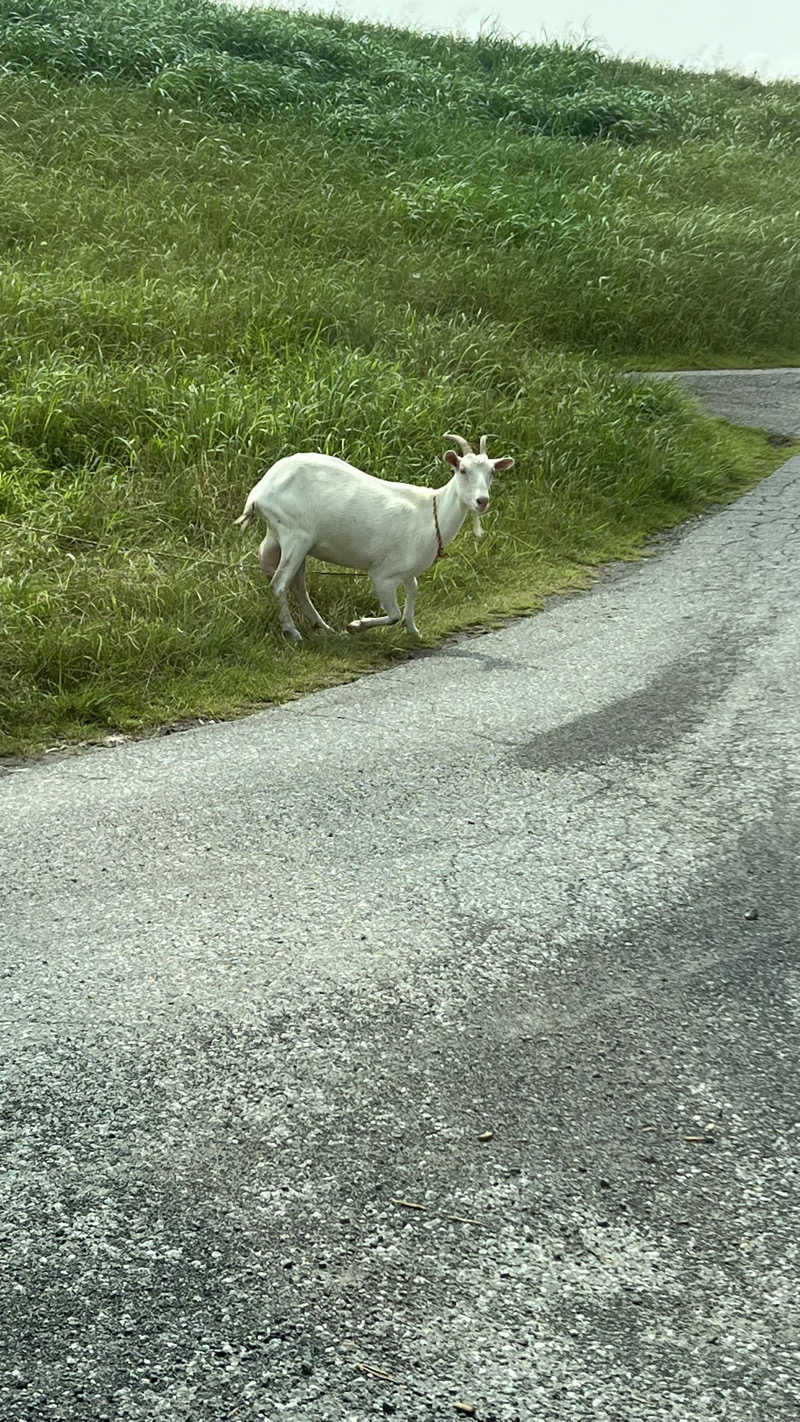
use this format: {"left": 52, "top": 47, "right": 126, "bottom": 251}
{"left": 432, "top": 494, "right": 446, "bottom": 560}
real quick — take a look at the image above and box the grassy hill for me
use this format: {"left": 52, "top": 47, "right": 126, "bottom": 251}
{"left": 1, "top": 0, "right": 799, "bottom": 753}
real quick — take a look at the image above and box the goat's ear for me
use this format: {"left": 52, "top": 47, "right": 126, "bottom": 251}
{"left": 492, "top": 456, "right": 515, "bottom": 473}
{"left": 444, "top": 450, "right": 460, "bottom": 469}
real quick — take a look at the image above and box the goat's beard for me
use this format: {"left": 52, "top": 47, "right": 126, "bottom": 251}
{"left": 472, "top": 512, "right": 484, "bottom": 541}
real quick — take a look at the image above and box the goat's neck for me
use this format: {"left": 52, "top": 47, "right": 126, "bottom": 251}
{"left": 432, "top": 474, "right": 469, "bottom": 549}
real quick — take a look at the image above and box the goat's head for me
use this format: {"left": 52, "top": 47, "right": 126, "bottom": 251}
{"left": 443, "top": 433, "right": 515, "bottom": 513}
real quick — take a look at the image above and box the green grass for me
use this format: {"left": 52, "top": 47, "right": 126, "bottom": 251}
{"left": 1, "top": 1, "right": 799, "bottom": 755}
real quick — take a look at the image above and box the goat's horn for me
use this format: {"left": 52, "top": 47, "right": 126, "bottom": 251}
{"left": 479, "top": 433, "right": 498, "bottom": 455}
{"left": 443, "top": 432, "right": 473, "bottom": 454}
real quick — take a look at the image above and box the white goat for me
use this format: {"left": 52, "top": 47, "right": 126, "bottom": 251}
{"left": 234, "top": 432, "right": 514, "bottom": 643}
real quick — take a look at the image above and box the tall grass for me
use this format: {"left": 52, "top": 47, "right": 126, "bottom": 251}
{"left": 3, "top": 0, "right": 800, "bottom": 147}
{"left": 0, "top": 2, "right": 798, "bottom": 752}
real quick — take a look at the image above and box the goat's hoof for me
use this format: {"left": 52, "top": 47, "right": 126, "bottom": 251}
{"left": 347, "top": 618, "right": 363, "bottom": 633}
{"left": 283, "top": 629, "right": 303, "bottom": 644}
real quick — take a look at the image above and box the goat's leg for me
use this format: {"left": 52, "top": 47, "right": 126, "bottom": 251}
{"left": 290, "top": 561, "right": 335, "bottom": 633}
{"left": 270, "top": 534, "right": 313, "bottom": 643}
{"left": 402, "top": 576, "right": 420, "bottom": 637}
{"left": 348, "top": 577, "right": 402, "bottom": 633}
{"left": 259, "top": 533, "right": 281, "bottom": 578}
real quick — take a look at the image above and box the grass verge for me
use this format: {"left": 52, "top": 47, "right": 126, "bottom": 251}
{"left": 2, "top": 406, "right": 795, "bottom": 758}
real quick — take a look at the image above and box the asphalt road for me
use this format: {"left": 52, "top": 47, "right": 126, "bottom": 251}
{"left": 2, "top": 375, "right": 799, "bottom": 1422}
{"left": 639, "top": 366, "right": 800, "bottom": 437}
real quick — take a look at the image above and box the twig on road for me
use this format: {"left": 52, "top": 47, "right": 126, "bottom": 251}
{"left": 356, "top": 1360, "right": 403, "bottom": 1384}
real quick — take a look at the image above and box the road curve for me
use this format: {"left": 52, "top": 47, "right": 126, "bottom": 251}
{"left": 1, "top": 379, "right": 799, "bottom": 1422}
{"left": 640, "top": 365, "right": 800, "bottom": 437}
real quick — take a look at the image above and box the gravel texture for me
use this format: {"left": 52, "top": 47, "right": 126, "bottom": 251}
{"left": 1, "top": 380, "right": 799, "bottom": 1421}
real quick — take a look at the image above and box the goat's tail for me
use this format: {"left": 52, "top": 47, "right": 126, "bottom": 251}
{"left": 234, "top": 496, "right": 255, "bottom": 532}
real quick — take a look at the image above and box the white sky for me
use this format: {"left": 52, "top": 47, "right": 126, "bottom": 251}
{"left": 268, "top": 0, "right": 800, "bottom": 79}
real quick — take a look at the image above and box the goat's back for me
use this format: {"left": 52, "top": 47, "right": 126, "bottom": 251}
{"left": 248, "top": 453, "right": 432, "bottom": 574}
